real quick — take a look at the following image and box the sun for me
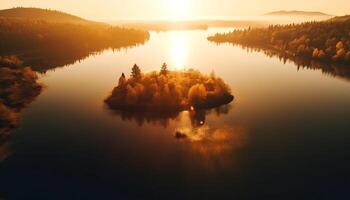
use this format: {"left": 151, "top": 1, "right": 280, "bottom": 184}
{"left": 168, "top": 0, "right": 190, "bottom": 20}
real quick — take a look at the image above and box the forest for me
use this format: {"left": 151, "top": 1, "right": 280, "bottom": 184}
{"left": 0, "top": 8, "right": 150, "bottom": 72}
{"left": 0, "top": 67, "right": 42, "bottom": 139}
{"left": 105, "top": 63, "right": 234, "bottom": 112}
{"left": 0, "top": 8, "right": 150, "bottom": 141}
{"left": 0, "top": 17, "right": 150, "bottom": 53}
{"left": 208, "top": 15, "right": 350, "bottom": 64}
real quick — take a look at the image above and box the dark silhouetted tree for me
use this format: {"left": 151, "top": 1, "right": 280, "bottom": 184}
{"left": 160, "top": 62, "right": 169, "bottom": 76}
{"left": 118, "top": 73, "right": 126, "bottom": 87}
{"left": 131, "top": 64, "right": 142, "bottom": 80}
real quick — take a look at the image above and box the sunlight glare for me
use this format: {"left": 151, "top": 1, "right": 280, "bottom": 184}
{"left": 170, "top": 32, "right": 188, "bottom": 70}
{"left": 168, "top": 0, "right": 190, "bottom": 20}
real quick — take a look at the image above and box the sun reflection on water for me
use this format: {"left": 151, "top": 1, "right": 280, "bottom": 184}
{"left": 170, "top": 32, "right": 188, "bottom": 70}
{"left": 174, "top": 110, "right": 247, "bottom": 170}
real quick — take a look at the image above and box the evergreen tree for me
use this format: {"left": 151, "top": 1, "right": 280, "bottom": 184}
{"left": 160, "top": 62, "right": 168, "bottom": 76}
{"left": 118, "top": 73, "right": 126, "bottom": 86}
{"left": 131, "top": 64, "right": 141, "bottom": 80}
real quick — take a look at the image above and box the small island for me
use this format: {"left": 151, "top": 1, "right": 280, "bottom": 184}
{"left": 105, "top": 63, "right": 234, "bottom": 112}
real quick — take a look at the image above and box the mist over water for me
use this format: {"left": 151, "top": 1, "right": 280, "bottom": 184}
{"left": 1, "top": 28, "right": 350, "bottom": 199}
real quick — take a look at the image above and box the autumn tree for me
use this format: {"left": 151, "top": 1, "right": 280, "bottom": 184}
{"left": 312, "top": 48, "right": 320, "bottom": 58}
{"left": 105, "top": 66, "right": 233, "bottom": 112}
{"left": 188, "top": 84, "right": 207, "bottom": 106}
{"left": 208, "top": 18, "right": 350, "bottom": 63}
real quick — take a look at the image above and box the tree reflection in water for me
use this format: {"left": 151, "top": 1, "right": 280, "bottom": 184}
{"left": 107, "top": 104, "right": 231, "bottom": 128}
{"left": 107, "top": 109, "right": 180, "bottom": 128}
{"left": 257, "top": 47, "right": 350, "bottom": 81}
{"left": 0, "top": 44, "right": 145, "bottom": 73}
{"left": 211, "top": 43, "right": 350, "bottom": 81}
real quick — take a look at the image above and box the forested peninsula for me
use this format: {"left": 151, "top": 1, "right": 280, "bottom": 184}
{"left": 208, "top": 15, "right": 350, "bottom": 64}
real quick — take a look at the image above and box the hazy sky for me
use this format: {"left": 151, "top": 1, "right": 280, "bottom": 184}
{"left": 0, "top": 0, "right": 349, "bottom": 21}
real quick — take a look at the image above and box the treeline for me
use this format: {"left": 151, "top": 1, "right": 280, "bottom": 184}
{"left": 0, "top": 17, "right": 150, "bottom": 53}
{"left": 208, "top": 16, "right": 350, "bottom": 63}
{"left": 105, "top": 63, "right": 234, "bottom": 112}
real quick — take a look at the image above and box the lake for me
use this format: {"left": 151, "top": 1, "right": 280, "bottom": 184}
{"left": 1, "top": 28, "right": 350, "bottom": 199}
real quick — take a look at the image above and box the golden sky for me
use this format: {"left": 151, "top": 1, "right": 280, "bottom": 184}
{"left": 1, "top": 0, "right": 349, "bottom": 20}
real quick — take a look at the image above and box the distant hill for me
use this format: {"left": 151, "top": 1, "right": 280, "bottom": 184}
{"left": 0, "top": 7, "right": 89, "bottom": 23}
{"left": 264, "top": 10, "right": 331, "bottom": 17}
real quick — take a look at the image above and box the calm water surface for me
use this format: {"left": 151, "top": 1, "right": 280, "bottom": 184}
{"left": 1, "top": 28, "right": 350, "bottom": 199}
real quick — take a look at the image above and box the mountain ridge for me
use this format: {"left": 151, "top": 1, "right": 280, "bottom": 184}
{"left": 264, "top": 10, "right": 331, "bottom": 17}
{"left": 0, "top": 7, "right": 90, "bottom": 23}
